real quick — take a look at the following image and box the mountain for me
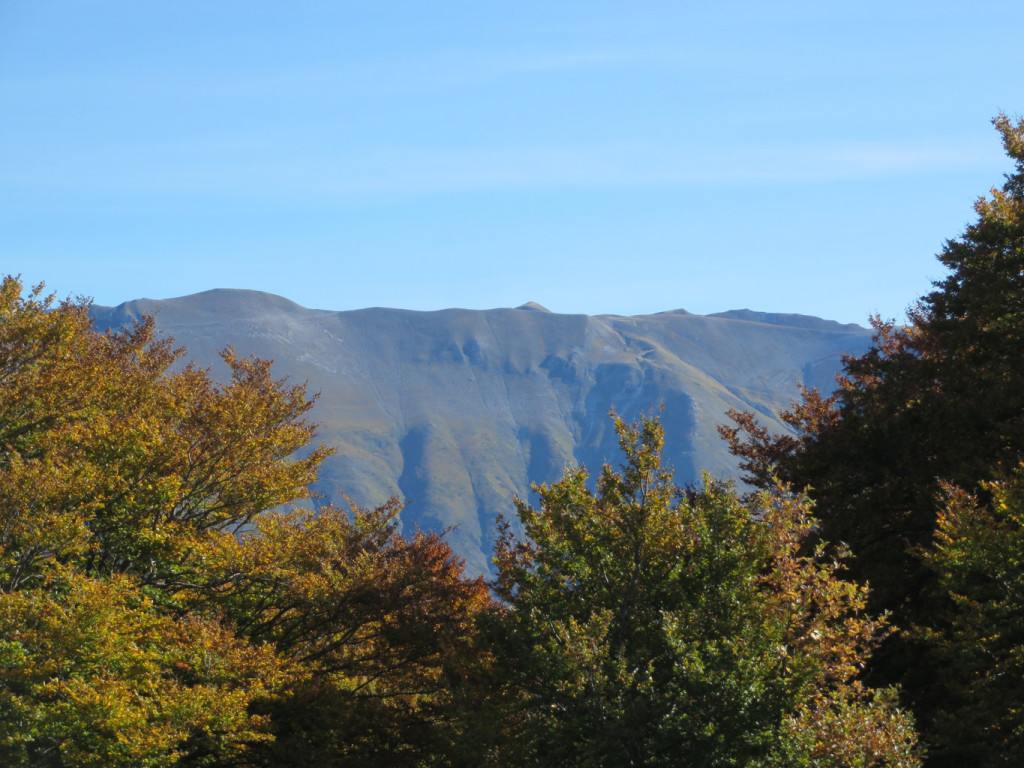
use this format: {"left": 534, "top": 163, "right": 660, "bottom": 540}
{"left": 91, "top": 290, "right": 873, "bottom": 575}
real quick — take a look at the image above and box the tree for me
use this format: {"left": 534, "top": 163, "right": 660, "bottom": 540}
{"left": 0, "top": 276, "right": 494, "bottom": 766}
{"left": 720, "top": 114, "right": 1024, "bottom": 764}
{"left": 0, "top": 568, "right": 284, "bottom": 768}
{"left": 190, "top": 500, "right": 496, "bottom": 768}
{"left": 0, "top": 276, "right": 329, "bottom": 592}
{"left": 492, "top": 413, "right": 919, "bottom": 767}
{"left": 0, "top": 276, "right": 326, "bottom": 765}
{"left": 917, "top": 466, "right": 1024, "bottom": 767}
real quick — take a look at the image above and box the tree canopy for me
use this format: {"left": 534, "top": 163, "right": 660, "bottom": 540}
{"left": 0, "top": 277, "right": 493, "bottom": 767}
{"left": 492, "top": 413, "right": 919, "bottom": 767}
{"left": 720, "top": 114, "right": 1024, "bottom": 766}
{"left": 0, "top": 277, "right": 922, "bottom": 764}
{"left": 919, "top": 468, "right": 1024, "bottom": 767}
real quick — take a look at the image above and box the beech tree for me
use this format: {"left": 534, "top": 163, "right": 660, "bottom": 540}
{"left": 0, "top": 570, "right": 285, "bottom": 767}
{"left": 0, "top": 277, "right": 493, "bottom": 767}
{"left": 190, "top": 500, "right": 495, "bottom": 768}
{"left": 0, "top": 277, "right": 329, "bottom": 591}
{"left": 492, "top": 413, "right": 919, "bottom": 767}
{"left": 720, "top": 115, "right": 1024, "bottom": 766}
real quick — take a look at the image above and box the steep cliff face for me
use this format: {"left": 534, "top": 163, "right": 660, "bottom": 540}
{"left": 92, "top": 291, "right": 872, "bottom": 574}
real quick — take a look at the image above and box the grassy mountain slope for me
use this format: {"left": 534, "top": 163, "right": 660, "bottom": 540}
{"left": 92, "top": 291, "right": 871, "bottom": 574}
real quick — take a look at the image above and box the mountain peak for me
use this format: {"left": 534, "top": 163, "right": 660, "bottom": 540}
{"left": 516, "top": 301, "right": 551, "bottom": 312}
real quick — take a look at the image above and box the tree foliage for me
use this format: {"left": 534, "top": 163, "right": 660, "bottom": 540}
{"left": 0, "top": 277, "right": 329, "bottom": 592}
{"left": 720, "top": 115, "right": 1024, "bottom": 765}
{"left": 0, "top": 276, "right": 492, "bottom": 767}
{"left": 0, "top": 569, "right": 284, "bottom": 768}
{"left": 192, "top": 501, "right": 495, "bottom": 768}
{"left": 722, "top": 114, "right": 1024, "bottom": 605}
{"left": 493, "top": 413, "right": 919, "bottom": 767}
{"left": 918, "top": 467, "right": 1024, "bottom": 767}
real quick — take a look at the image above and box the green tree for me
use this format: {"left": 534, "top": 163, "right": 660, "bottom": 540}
{"left": 720, "top": 114, "right": 1024, "bottom": 765}
{"left": 492, "top": 413, "right": 919, "bottom": 767}
{"left": 918, "top": 467, "right": 1024, "bottom": 767}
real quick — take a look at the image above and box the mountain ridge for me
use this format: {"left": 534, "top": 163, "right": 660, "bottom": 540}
{"left": 92, "top": 291, "right": 873, "bottom": 574}
{"left": 104, "top": 288, "right": 868, "bottom": 329}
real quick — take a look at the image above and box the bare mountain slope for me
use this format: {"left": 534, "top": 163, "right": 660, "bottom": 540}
{"left": 92, "top": 291, "right": 872, "bottom": 574}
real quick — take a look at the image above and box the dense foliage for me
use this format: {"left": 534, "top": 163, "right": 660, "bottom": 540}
{"left": 920, "top": 469, "right": 1024, "bottom": 767}
{"left": 491, "top": 414, "right": 918, "bottom": 767}
{"left": 12, "top": 114, "right": 1024, "bottom": 762}
{"left": 721, "top": 115, "right": 1024, "bottom": 766}
{"left": 0, "top": 277, "right": 492, "bottom": 767}
{"left": 0, "top": 273, "right": 921, "bottom": 765}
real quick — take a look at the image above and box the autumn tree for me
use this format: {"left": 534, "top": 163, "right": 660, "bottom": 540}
{"left": 0, "top": 276, "right": 494, "bottom": 767}
{"left": 492, "top": 413, "right": 919, "bottom": 767}
{"left": 0, "top": 276, "right": 322, "bottom": 765}
{"left": 0, "top": 569, "right": 285, "bottom": 768}
{"left": 0, "top": 277, "right": 329, "bottom": 592}
{"left": 187, "top": 500, "right": 495, "bottom": 768}
{"left": 720, "top": 115, "right": 1024, "bottom": 765}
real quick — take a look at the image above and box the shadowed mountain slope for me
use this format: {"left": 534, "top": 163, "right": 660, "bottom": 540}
{"left": 92, "top": 290, "right": 872, "bottom": 574}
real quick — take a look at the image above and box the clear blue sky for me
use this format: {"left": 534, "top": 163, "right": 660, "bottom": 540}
{"left": 3, "top": 1, "right": 1023, "bottom": 325}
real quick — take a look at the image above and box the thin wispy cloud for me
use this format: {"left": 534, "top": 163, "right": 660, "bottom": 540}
{"left": 1, "top": 137, "right": 1003, "bottom": 205}
{"left": 0, "top": 44, "right": 660, "bottom": 102}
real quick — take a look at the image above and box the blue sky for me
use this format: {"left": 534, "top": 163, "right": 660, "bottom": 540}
{"left": 2, "top": 1, "right": 1023, "bottom": 325}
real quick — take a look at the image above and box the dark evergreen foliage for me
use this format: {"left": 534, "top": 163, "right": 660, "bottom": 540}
{"left": 721, "top": 115, "right": 1024, "bottom": 766}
